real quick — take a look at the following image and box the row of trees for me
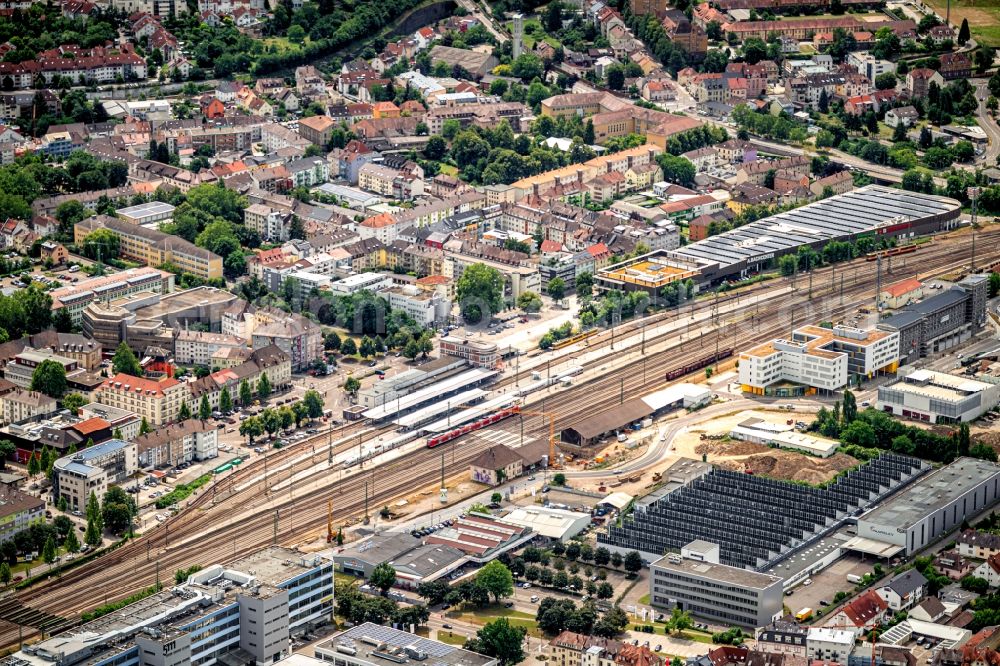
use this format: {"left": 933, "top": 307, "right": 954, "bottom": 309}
{"left": 237, "top": 389, "right": 325, "bottom": 445}
{"left": 813, "top": 390, "right": 996, "bottom": 463}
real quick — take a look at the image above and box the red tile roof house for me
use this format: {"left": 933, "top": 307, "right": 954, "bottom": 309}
{"left": 826, "top": 589, "right": 888, "bottom": 630}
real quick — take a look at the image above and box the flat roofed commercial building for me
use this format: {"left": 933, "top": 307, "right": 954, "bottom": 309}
{"left": 857, "top": 457, "right": 1000, "bottom": 557}
{"left": 877, "top": 369, "right": 1000, "bottom": 424}
{"left": 650, "top": 541, "right": 784, "bottom": 627}
{"left": 878, "top": 275, "right": 988, "bottom": 364}
{"left": 739, "top": 324, "right": 899, "bottom": 395}
{"left": 116, "top": 201, "right": 175, "bottom": 226}
{"left": 313, "top": 622, "right": 497, "bottom": 666}
{"left": 668, "top": 186, "right": 961, "bottom": 282}
{"left": 52, "top": 438, "right": 137, "bottom": 512}
{"left": 595, "top": 252, "right": 701, "bottom": 296}
{"left": 5, "top": 546, "right": 333, "bottom": 666}
{"left": 50, "top": 266, "right": 175, "bottom": 325}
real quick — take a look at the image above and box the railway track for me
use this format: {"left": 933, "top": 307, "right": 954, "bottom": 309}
{"left": 0, "top": 230, "right": 995, "bottom": 652}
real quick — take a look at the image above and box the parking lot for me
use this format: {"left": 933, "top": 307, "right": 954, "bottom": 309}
{"left": 782, "top": 553, "right": 878, "bottom": 617}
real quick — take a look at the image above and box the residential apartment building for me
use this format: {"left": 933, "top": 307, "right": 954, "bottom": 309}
{"left": 135, "top": 419, "right": 218, "bottom": 469}
{"left": 52, "top": 438, "right": 138, "bottom": 512}
{"left": 957, "top": 530, "right": 1000, "bottom": 560}
{"left": 806, "top": 628, "right": 855, "bottom": 664}
{"left": 547, "top": 631, "right": 662, "bottom": 666}
{"left": 251, "top": 313, "right": 322, "bottom": 372}
{"left": 174, "top": 330, "right": 247, "bottom": 366}
{"left": 245, "top": 203, "right": 292, "bottom": 243}
{"left": 0, "top": 490, "right": 44, "bottom": 544}
{"left": 298, "top": 115, "right": 336, "bottom": 146}
{"left": 0, "top": 389, "right": 57, "bottom": 426}
{"left": 755, "top": 620, "right": 807, "bottom": 658}
{"left": 74, "top": 216, "right": 223, "bottom": 280}
{"left": 384, "top": 285, "right": 450, "bottom": 326}
{"left": 95, "top": 373, "right": 188, "bottom": 426}
{"left": 187, "top": 345, "right": 292, "bottom": 411}
{"left": 739, "top": 324, "right": 900, "bottom": 395}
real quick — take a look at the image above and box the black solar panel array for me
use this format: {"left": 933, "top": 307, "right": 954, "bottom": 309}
{"left": 598, "top": 453, "right": 924, "bottom": 570}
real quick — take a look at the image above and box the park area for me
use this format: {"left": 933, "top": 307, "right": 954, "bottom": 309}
{"left": 925, "top": 0, "right": 1000, "bottom": 45}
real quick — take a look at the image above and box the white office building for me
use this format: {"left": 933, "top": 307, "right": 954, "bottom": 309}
{"left": 877, "top": 369, "right": 1000, "bottom": 424}
{"left": 739, "top": 324, "right": 899, "bottom": 394}
{"left": 329, "top": 273, "right": 393, "bottom": 295}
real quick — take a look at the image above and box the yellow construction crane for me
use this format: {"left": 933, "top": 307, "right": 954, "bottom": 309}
{"left": 518, "top": 408, "right": 561, "bottom": 469}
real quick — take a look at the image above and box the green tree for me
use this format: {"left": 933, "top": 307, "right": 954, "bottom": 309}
{"left": 403, "top": 338, "right": 420, "bottom": 360}
{"left": 42, "top": 535, "right": 56, "bottom": 564}
{"left": 344, "top": 376, "right": 361, "bottom": 396}
{"left": 552, "top": 473, "right": 566, "bottom": 486}
{"left": 112, "top": 342, "right": 143, "bottom": 376}
{"left": 139, "top": 417, "right": 151, "bottom": 435}
{"left": 220, "top": 387, "right": 233, "bottom": 413}
{"left": 989, "top": 272, "right": 1000, "bottom": 298}
{"left": 512, "top": 53, "right": 543, "bottom": 81}
{"left": 606, "top": 64, "right": 625, "bottom": 90}
{"left": 0, "top": 440, "right": 14, "bottom": 470}
{"left": 467, "top": 618, "right": 527, "bottom": 666}
{"left": 257, "top": 373, "right": 271, "bottom": 400}
{"left": 341, "top": 338, "right": 358, "bottom": 356}
{"left": 27, "top": 452, "right": 39, "bottom": 476}
{"left": 476, "top": 560, "right": 514, "bottom": 602}
{"left": 424, "top": 135, "right": 448, "bottom": 160}
{"left": 179, "top": 402, "right": 191, "bottom": 421}
{"left": 85, "top": 518, "right": 102, "bottom": 547}
{"left": 958, "top": 18, "right": 970, "bottom": 45}
{"left": 370, "top": 562, "right": 397, "bottom": 595}
{"left": 516, "top": 291, "right": 543, "bottom": 313}
{"left": 576, "top": 272, "right": 593, "bottom": 298}
{"left": 64, "top": 527, "right": 79, "bottom": 553}
{"left": 101, "top": 486, "right": 136, "bottom": 536}
{"left": 239, "top": 380, "right": 253, "bottom": 406}
{"left": 843, "top": 389, "right": 858, "bottom": 424}
{"left": 359, "top": 336, "right": 376, "bottom": 359}
{"left": 239, "top": 416, "right": 264, "bottom": 444}
{"left": 666, "top": 607, "right": 693, "bottom": 634}
{"left": 547, "top": 278, "right": 566, "bottom": 302}
{"left": 31, "top": 360, "right": 67, "bottom": 398}
{"left": 623, "top": 550, "right": 643, "bottom": 574}
{"left": 199, "top": 395, "right": 211, "bottom": 420}
{"left": 0, "top": 562, "right": 10, "bottom": 585}
{"left": 62, "top": 393, "right": 86, "bottom": 413}
{"left": 81, "top": 229, "right": 120, "bottom": 261}
{"left": 457, "top": 263, "right": 505, "bottom": 323}
{"left": 303, "top": 390, "right": 324, "bottom": 418}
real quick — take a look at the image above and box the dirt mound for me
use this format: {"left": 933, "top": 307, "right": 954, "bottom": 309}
{"left": 715, "top": 451, "right": 859, "bottom": 485}
{"left": 695, "top": 440, "right": 771, "bottom": 457}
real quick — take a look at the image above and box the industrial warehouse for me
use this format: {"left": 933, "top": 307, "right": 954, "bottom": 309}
{"left": 598, "top": 454, "right": 933, "bottom": 626}
{"left": 595, "top": 186, "right": 962, "bottom": 292}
